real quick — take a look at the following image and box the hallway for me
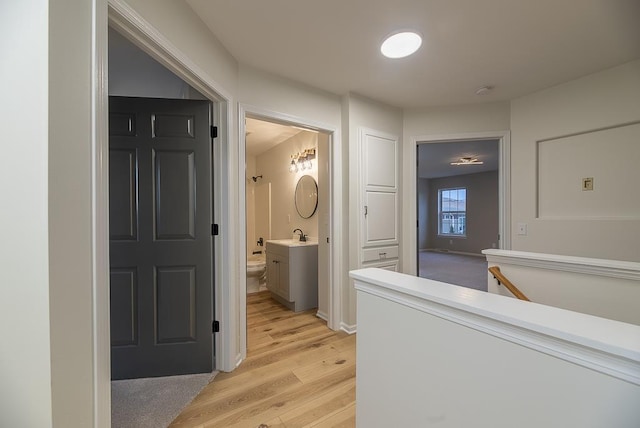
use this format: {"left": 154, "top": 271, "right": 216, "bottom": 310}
{"left": 171, "top": 291, "right": 356, "bottom": 427}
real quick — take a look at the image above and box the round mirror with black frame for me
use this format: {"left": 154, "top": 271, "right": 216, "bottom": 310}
{"left": 294, "top": 175, "right": 318, "bottom": 219}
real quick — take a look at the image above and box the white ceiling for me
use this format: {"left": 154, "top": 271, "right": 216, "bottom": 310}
{"left": 186, "top": 0, "right": 640, "bottom": 109}
{"left": 245, "top": 118, "right": 305, "bottom": 157}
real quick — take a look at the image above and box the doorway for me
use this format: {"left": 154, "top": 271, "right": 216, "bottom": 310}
{"left": 108, "top": 27, "right": 218, "bottom": 379}
{"left": 416, "top": 138, "right": 503, "bottom": 290}
{"left": 239, "top": 108, "right": 336, "bottom": 359}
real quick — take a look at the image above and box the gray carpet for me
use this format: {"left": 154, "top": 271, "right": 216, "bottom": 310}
{"left": 418, "top": 250, "right": 488, "bottom": 291}
{"left": 111, "top": 372, "right": 217, "bottom": 428}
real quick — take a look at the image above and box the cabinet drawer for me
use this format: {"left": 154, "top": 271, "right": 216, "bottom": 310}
{"left": 362, "top": 259, "right": 398, "bottom": 271}
{"left": 361, "top": 245, "right": 398, "bottom": 263}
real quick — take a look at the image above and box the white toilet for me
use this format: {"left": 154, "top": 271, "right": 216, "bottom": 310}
{"left": 246, "top": 253, "right": 267, "bottom": 293}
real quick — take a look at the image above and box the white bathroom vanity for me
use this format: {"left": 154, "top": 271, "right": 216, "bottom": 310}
{"left": 265, "top": 240, "right": 318, "bottom": 312}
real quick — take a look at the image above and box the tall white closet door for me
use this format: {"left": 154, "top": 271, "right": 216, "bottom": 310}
{"left": 359, "top": 128, "right": 399, "bottom": 266}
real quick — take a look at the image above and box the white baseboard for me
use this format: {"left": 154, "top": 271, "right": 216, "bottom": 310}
{"left": 316, "top": 310, "right": 328, "bottom": 321}
{"left": 425, "top": 248, "right": 485, "bottom": 258}
{"left": 340, "top": 322, "right": 357, "bottom": 335}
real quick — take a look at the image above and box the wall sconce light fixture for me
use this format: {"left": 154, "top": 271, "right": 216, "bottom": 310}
{"left": 289, "top": 156, "right": 298, "bottom": 173}
{"left": 289, "top": 149, "right": 315, "bottom": 172}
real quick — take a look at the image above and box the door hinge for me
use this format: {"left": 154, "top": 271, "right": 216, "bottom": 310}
{"left": 211, "top": 125, "right": 218, "bottom": 139}
{"left": 212, "top": 224, "right": 219, "bottom": 236}
{"left": 212, "top": 320, "right": 220, "bottom": 333}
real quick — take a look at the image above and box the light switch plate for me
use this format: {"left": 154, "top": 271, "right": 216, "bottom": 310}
{"left": 517, "top": 223, "right": 527, "bottom": 236}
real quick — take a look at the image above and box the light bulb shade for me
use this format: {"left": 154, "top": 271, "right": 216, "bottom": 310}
{"left": 304, "top": 159, "right": 312, "bottom": 169}
{"left": 381, "top": 32, "right": 422, "bottom": 59}
{"left": 289, "top": 159, "right": 298, "bottom": 172}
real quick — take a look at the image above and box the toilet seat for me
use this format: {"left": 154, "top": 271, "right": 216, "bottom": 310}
{"left": 247, "top": 259, "right": 266, "bottom": 274}
{"left": 247, "top": 255, "right": 267, "bottom": 294}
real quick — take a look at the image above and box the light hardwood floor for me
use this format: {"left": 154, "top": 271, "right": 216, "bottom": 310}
{"left": 170, "top": 291, "right": 356, "bottom": 428}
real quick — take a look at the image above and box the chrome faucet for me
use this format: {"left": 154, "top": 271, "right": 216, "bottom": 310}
{"left": 293, "top": 228, "right": 306, "bottom": 242}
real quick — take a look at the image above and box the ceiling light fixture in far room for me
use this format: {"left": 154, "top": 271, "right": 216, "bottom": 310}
{"left": 475, "top": 85, "right": 493, "bottom": 95}
{"left": 450, "top": 157, "right": 484, "bottom": 166}
{"left": 381, "top": 31, "right": 422, "bottom": 59}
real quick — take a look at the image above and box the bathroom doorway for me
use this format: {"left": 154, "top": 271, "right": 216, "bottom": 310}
{"left": 241, "top": 112, "right": 333, "bottom": 357}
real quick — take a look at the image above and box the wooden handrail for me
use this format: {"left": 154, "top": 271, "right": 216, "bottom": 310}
{"left": 488, "top": 266, "right": 531, "bottom": 302}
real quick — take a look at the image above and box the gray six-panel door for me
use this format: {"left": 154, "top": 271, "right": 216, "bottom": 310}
{"left": 109, "top": 96, "right": 213, "bottom": 380}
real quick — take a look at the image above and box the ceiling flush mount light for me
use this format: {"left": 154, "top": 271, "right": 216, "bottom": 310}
{"left": 475, "top": 85, "right": 493, "bottom": 95}
{"left": 381, "top": 31, "right": 422, "bottom": 59}
{"left": 451, "top": 157, "right": 484, "bottom": 166}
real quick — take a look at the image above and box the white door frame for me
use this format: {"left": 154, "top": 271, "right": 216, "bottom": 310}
{"left": 102, "top": 0, "right": 238, "bottom": 391}
{"left": 238, "top": 105, "right": 342, "bottom": 357}
{"left": 404, "top": 131, "right": 511, "bottom": 274}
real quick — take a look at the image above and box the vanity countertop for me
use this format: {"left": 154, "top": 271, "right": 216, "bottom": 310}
{"left": 266, "top": 239, "right": 318, "bottom": 247}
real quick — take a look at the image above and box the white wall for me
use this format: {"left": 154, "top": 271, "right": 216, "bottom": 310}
{"left": 345, "top": 93, "right": 403, "bottom": 328}
{"left": 401, "top": 102, "right": 511, "bottom": 273}
{"left": 256, "top": 132, "right": 319, "bottom": 241}
{"left": 510, "top": 60, "right": 640, "bottom": 261}
{"left": 403, "top": 102, "right": 512, "bottom": 137}
{"left": 484, "top": 249, "right": 640, "bottom": 325}
{"left": 122, "top": 0, "right": 239, "bottom": 93}
{"left": 354, "top": 269, "right": 640, "bottom": 428}
{"left": 49, "top": 0, "right": 105, "bottom": 425}
{"left": 238, "top": 65, "right": 341, "bottom": 127}
{"left": 537, "top": 123, "right": 640, "bottom": 219}
{"left": 425, "top": 171, "right": 499, "bottom": 254}
{"left": 109, "top": 28, "right": 205, "bottom": 99}
{"left": 0, "top": 1, "right": 53, "bottom": 426}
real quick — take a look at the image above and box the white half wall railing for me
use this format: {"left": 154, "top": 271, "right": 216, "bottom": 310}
{"left": 483, "top": 249, "right": 640, "bottom": 325}
{"left": 351, "top": 268, "right": 640, "bottom": 428}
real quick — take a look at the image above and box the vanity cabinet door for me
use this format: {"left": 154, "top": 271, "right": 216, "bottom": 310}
{"left": 266, "top": 242, "right": 317, "bottom": 311}
{"left": 266, "top": 251, "right": 290, "bottom": 301}
{"left": 266, "top": 252, "right": 280, "bottom": 295}
{"left": 278, "top": 259, "right": 290, "bottom": 300}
